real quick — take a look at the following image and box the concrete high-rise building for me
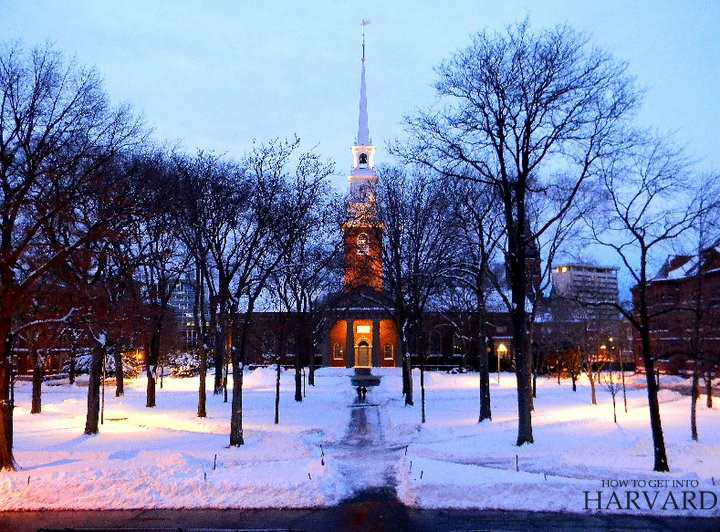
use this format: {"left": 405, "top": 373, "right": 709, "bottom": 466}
{"left": 168, "top": 275, "right": 199, "bottom": 349}
{"left": 551, "top": 263, "right": 619, "bottom": 322}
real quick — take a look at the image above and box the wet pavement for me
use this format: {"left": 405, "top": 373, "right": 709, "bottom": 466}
{"left": 3, "top": 504, "right": 719, "bottom": 531}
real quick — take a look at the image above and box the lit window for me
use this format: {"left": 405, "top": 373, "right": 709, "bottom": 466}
{"left": 357, "top": 325, "right": 371, "bottom": 334}
{"left": 384, "top": 343, "right": 393, "bottom": 360}
{"left": 333, "top": 343, "right": 343, "bottom": 360}
{"left": 357, "top": 233, "right": 370, "bottom": 255}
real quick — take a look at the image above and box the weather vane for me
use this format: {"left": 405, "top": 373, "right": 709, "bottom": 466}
{"left": 361, "top": 19, "right": 371, "bottom": 62}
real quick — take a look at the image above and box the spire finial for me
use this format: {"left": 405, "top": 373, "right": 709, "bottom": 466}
{"left": 361, "top": 19, "right": 370, "bottom": 63}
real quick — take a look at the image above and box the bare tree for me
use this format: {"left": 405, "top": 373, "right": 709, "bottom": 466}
{"left": 267, "top": 185, "right": 341, "bottom": 402}
{"left": 370, "top": 167, "right": 457, "bottom": 414}
{"left": 0, "top": 44, "right": 141, "bottom": 469}
{"left": 229, "top": 139, "right": 334, "bottom": 446}
{"left": 602, "top": 360, "right": 623, "bottom": 424}
{"left": 132, "top": 152, "right": 190, "bottom": 408}
{"left": 446, "top": 179, "right": 504, "bottom": 421}
{"left": 396, "top": 21, "right": 637, "bottom": 444}
{"left": 680, "top": 174, "right": 720, "bottom": 441}
{"left": 586, "top": 133, "right": 706, "bottom": 472}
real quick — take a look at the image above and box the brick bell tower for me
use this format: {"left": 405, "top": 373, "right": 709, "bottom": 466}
{"left": 342, "top": 28, "right": 383, "bottom": 292}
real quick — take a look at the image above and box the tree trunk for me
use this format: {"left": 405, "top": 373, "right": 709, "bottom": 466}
{"left": 640, "top": 327, "right": 669, "bottom": 472}
{"left": 403, "top": 352, "right": 414, "bottom": 406}
{"left": 68, "top": 345, "right": 76, "bottom": 385}
{"left": 705, "top": 372, "right": 713, "bottom": 408}
{"left": 478, "top": 334, "right": 491, "bottom": 422}
{"left": 691, "top": 370, "right": 699, "bottom": 441}
{"left": 84, "top": 343, "right": 104, "bottom": 435}
{"left": 113, "top": 348, "right": 124, "bottom": 397}
{"left": 620, "top": 356, "right": 627, "bottom": 413}
{"left": 511, "top": 289, "right": 533, "bottom": 445}
{"left": 571, "top": 371, "right": 577, "bottom": 392}
{"left": 588, "top": 368, "right": 597, "bottom": 406}
{"left": 308, "top": 355, "right": 315, "bottom": 386}
{"left": 0, "top": 321, "right": 15, "bottom": 470}
{"left": 209, "top": 300, "right": 221, "bottom": 395}
{"left": 294, "top": 355, "right": 302, "bottom": 403}
{"left": 230, "top": 345, "right": 244, "bottom": 446}
{"left": 31, "top": 348, "right": 43, "bottom": 414}
{"left": 214, "top": 302, "right": 227, "bottom": 395}
{"left": 275, "top": 361, "right": 281, "bottom": 424}
{"left": 420, "top": 355, "right": 426, "bottom": 423}
{"left": 223, "top": 355, "right": 229, "bottom": 403}
{"left": 146, "top": 359, "right": 156, "bottom": 409}
{"left": 612, "top": 393, "right": 617, "bottom": 424}
{"left": 146, "top": 322, "right": 161, "bottom": 408}
{"left": 197, "top": 342, "right": 207, "bottom": 418}
{"left": 230, "top": 307, "right": 254, "bottom": 447}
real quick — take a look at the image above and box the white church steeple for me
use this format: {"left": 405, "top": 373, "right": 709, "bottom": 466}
{"left": 351, "top": 20, "right": 376, "bottom": 180}
{"left": 357, "top": 22, "right": 371, "bottom": 147}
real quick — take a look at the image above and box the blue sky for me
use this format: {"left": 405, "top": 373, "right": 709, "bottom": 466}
{"left": 3, "top": 0, "right": 719, "bottom": 294}
{"left": 4, "top": 1, "right": 719, "bottom": 176}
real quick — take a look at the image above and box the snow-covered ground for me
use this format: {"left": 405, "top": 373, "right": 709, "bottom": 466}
{"left": 1, "top": 368, "right": 718, "bottom": 515}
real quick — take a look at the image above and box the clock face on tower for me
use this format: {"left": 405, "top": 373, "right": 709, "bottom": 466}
{"left": 357, "top": 233, "right": 370, "bottom": 255}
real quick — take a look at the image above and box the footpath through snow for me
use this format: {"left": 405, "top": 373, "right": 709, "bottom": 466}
{"left": 0, "top": 368, "right": 718, "bottom": 516}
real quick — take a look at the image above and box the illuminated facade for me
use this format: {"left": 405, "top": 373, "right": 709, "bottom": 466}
{"left": 321, "top": 43, "right": 399, "bottom": 369}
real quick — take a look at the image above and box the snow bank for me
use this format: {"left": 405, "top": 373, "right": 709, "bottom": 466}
{"left": 2, "top": 367, "right": 718, "bottom": 516}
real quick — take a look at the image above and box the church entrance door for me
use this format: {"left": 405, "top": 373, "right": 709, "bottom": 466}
{"left": 356, "top": 341, "right": 371, "bottom": 368}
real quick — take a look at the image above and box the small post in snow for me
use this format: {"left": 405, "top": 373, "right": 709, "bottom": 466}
{"left": 515, "top": 455, "right": 519, "bottom": 472}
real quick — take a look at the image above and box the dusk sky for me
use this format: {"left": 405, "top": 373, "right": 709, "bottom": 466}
{"left": 4, "top": 0, "right": 720, "bottom": 291}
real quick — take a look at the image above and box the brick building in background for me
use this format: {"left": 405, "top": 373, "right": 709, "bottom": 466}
{"left": 635, "top": 244, "right": 720, "bottom": 374}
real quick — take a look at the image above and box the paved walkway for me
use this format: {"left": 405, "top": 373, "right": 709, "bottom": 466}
{"left": 327, "top": 395, "right": 402, "bottom": 496}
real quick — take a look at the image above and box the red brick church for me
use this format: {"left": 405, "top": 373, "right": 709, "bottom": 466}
{"left": 321, "top": 45, "right": 399, "bottom": 369}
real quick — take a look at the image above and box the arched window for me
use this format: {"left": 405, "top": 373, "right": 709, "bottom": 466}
{"left": 333, "top": 343, "right": 343, "bottom": 360}
{"left": 429, "top": 331, "right": 442, "bottom": 357}
{"left": 262, "top": 331, "right": 276, "bottom": 356}
{"left": 357, "top": 233, "right": 370, "bottom": 255}
{"left": 359, "top": 153, "right": 368, "bottom": 165}
{"left": 383, "top": 343, "right": 393, "bottom": 360}
{"left": 453, "top": 334, "right": 465, "bottom": 358}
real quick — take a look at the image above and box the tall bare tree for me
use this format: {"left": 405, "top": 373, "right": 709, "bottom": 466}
{"left": 0, "top": 44, "right": 141, "bottom": 469}
{"left": 267, "top": 184, "right": 341, "bottom": 402}
{"left": 680, "top": 174, "right": 720, "bottom": 441}
{"left": 229, "top": 139, "right": 333, "bottom": 446}
{"left": 587, "top": 133, "right": 705, "bottom": 472}
{"left": 370, "top": 167, "right": 457, "bottom": 412}
{"left": 132, "top": 152, "right": 190, "bottom": 408}
{"left": 446, "top": 179, "right": 504, "bottom": 421}
{"left": 396, "top": 21, "right": 637, "bottom": 444}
